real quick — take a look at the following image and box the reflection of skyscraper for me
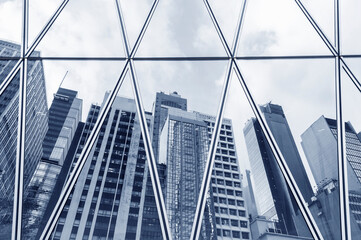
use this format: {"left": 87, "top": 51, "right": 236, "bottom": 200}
{"left": 53, "top": 94, "right": 155, "bottom": 240}
{"left": 260, "top": 103, "right": 313, "bottom": 203}
{"left": 244, "top": 118, "right": 298, "bottom": 235}
{"left": 243, "top": 103, "right": 313, "bottom": 237}
{"left": 23, "top": 88, "right": 82, "bottom": 239}
{"left": 302, "top": 116, "right": 361, "bottom": 238}
{"left": 301, "top": 116, "right": 361, "bottom": 191}
{"left": 0, "top": 40, "right": 48, "bottom": 232}
{"left": 157, "top": 91, "right": 250, "bottom": 240}
{"left": 152, "top": 91, "right": 187, "bottom": 163}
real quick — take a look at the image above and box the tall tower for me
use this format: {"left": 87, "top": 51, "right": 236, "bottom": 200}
{"left": 301, "top": 116, "right": 361, "bottom": 237}
{"left": 243, "top": 118, "right": 298, "bottom": 236}
{"left": 52, "top": 94, "right": 155, "bottom": 240}
{"left": 152, "top": 91, "right": 187, "bottom": 163}
{"left": 301, "top": 116, "right": 361, "bottom": 192}
{"left": 156, "top": 91, "right": 251, "bottom": 239}
{"left": 23, "top": 87, "right": 82, "bottom": 239}
{"left": 260, "top": 103, "right": 314, "bottom": 203}
{"left": 0, "top": 40, "right": 48, "bottom": 232}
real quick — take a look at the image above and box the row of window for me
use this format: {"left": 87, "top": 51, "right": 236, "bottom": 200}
{"left": 216, "top": 229, "right": 249, "bottom": 239}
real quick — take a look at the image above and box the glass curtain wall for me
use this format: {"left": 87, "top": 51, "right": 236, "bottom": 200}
{"left": 0, "top": 0, "right": 360, "bottom": 239}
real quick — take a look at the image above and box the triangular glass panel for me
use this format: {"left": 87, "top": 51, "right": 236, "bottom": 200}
{"left": 117, "top": 0, "right": 155, "bottom": 54}
{"left": 341, "top": 0, "right": 361, "bottom": 54}
{"left": 301, "top": 0, "right": 335, "bottom": 48}
{"left": 237, "top": 0, "right": 330, "bottom": 57}
{"left": 0, "top": 0, "right": 21, "bottom": 44}
{"left": 135, "top": 0, "right": 227, "bottom": 57}
{"left": 28, "top": 0, "right": 63, "bottom": 45}
{"left": 29, "top": 0, "right": 126, "bottom": 57}
{"left": 0, "top": 68, "right": 20, "bottom": 239}
{"left": 341, "top": 59, "right": 361, "bottom": 238}
{"left": 207, "top": 0, "right": 244, "bottom": 52}
{"left": 133, "top": 60, "right": 228, "bottom": 239}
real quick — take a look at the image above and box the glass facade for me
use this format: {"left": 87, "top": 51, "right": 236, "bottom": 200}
{"left": 0, "top": 0, "right": 360, "bottom": 239}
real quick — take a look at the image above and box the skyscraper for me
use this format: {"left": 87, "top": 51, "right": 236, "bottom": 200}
{"left": 301, "top": 116, "right": 361, "bottom": 237}
{"left": 301, "top": 116, "right": 361, "bottom": 191}
{"left": 243, "top": 118, "right": 298, "bottom": 236}
{"left": 0, "top": 40, "right": 48, "bottom": 233}
{"left": 260, "top": 103, "right": 313, "bottom": 203}
{"left": 152, "top": 91, "right": 187, "bottom": 163}
{"left": 23, "top": 87, "right": 82, "bottom": 239}
{"left": 52, "top": 94, "right": 155, "bottom": 240}
{"left": 156, "top": 91, "right": 250, "bottom": 240}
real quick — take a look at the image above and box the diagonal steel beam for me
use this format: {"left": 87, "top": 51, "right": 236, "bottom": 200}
{"left": 190, "top": 1, "right": 247, "bottom": 239}
{"left": 233, "top": 60, "right": 324, "bottom": 240}
{"left": 11, "top": 0, "right": 28, "bottom": 238}
{"left": 0, "top": 0, "right": 71, "bottom": 98}
{"left": 115, "top": 0, "right": 172, "bottom": 239}
{"left": 334, "top": 0, "right": 351, "bottom": 238}
{"left": 294, "top": 0, "right": 361, "bottom": 93}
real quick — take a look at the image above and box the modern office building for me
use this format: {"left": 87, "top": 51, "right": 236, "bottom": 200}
{"left": 243, "top": 118, "right": 299, "bottom": 236}
{"left": 22, "top": 88, "right": 82, "bottom": 239}
{"left": 259, "top": 103, "right": 314, "bottom": 203}
{"left": 51, "top": 94, "right": 155, "bottom": 240}
{"left": 301, "top": 116, "right": 361, "bottom": 192}
{"left": 156, "top": 91, "right": 251, "bottom": 240}
{"left": 152, "top": 91, "right": 187, "bottom": 163}
{"left": 0, "top": 40, "right": 48, "bottom": 232}
{"left": 301, "top": 116, "right": 361, "bottom": 238}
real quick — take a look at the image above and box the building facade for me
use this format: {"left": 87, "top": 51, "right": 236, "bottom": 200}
{"left": 52, "top": 95, "right": 155, "bottom": 240}
{"left": 23, "top": 87, "right": 82, "bottom": 239}
{"left": 0, "top": 40, "right": 48, "bottom": 234}
{"left": 301, "top": 116, "right": 361, "bottom": 238}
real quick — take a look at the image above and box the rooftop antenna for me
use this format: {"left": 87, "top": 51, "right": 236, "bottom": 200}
{"left": 59, "top": 70, "right": 69, "bottom": 89}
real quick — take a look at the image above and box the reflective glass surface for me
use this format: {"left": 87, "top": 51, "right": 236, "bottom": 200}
{"left": 0, "top": 0, "right": 360, "bottom": 239}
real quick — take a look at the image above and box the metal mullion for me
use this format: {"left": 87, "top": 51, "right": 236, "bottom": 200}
{"left": 232, "top": 60, "right": 324, "bottom": 240}
{"left": 12, "top": 61, "right": 27, "bottom": 240}
{"left": 133, "top": 56, "right": 230, "bottom": 61}
{"left": 0, "top": 59, "right": 22, "bottom": 97}
{"left": 190, "top": 1, "right": 246, "bottom": 239}
{"left": 129, "top": 0, "right": 159, "bottom": 58}
{"left": 203, "top": 0, "right": 232, "bottom": 57}
{"left": 294, "top": 0, "right": 361, "bottom": 92}
{"left": 39, "top": 60, "right": 130, "bottom": 240}
{"left": 0, "top": 0, "right": 70, "bottom": 99}
{"left": 12, "top": 0, "right": 29, "bottom": 238}
{"left": 27, "top": 56, "right": 128, "bottom": 61}
{"left": 25, "top": 0, "right": 70, "bottom": 58}
{"left": 334, "top": 0, "right": 351, "bottom": 238}
{"left": 236, "top": 55, "right": 334, "bottom": 60}
{"left": 232, "top": 0, "right": 248, "bottom": 56}
{"left": 115, "top": 0, "right": 172, "bottom": 238}
{"left": 342, "top": 63, "right": 361, "bottom": 92}
{"left": 294, "top": 0, "right": 337, "bottom": 56}
{"left": 128, "top": 60, "right": 172, "bottom": 240}
{"left": 189, "top": 59, "right": 233, "bottom": 240}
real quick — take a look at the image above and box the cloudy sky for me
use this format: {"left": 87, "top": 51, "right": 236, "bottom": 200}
{"left": 1, "top": 0, "right": 361, "bottom": 210}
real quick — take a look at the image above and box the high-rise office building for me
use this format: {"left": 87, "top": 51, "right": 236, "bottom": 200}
{"left": 152, "top": 91, "right": 187, "bottom": 163}
{"left": 302, "top": 116, "right": 361, "bottom": 237}
{"left": 156, "top": 92, "right": 250, "bottom": 240}
{"left": 0, "top": 40, "right": 48, "bottom": 231}
{"left": 260, "top": 103, "right": 313, "bottom": 203}
{"left": 243, "top": 118, "right": 298, "bottom": 236}
{"left": 301, "top": 116, "right": 361, "bottom": 191}
{"left": 52, "top": 94, "right": 155, "bottom": 240}
{"left": 23, "top": 88, "right": 82, "bottom": 239}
